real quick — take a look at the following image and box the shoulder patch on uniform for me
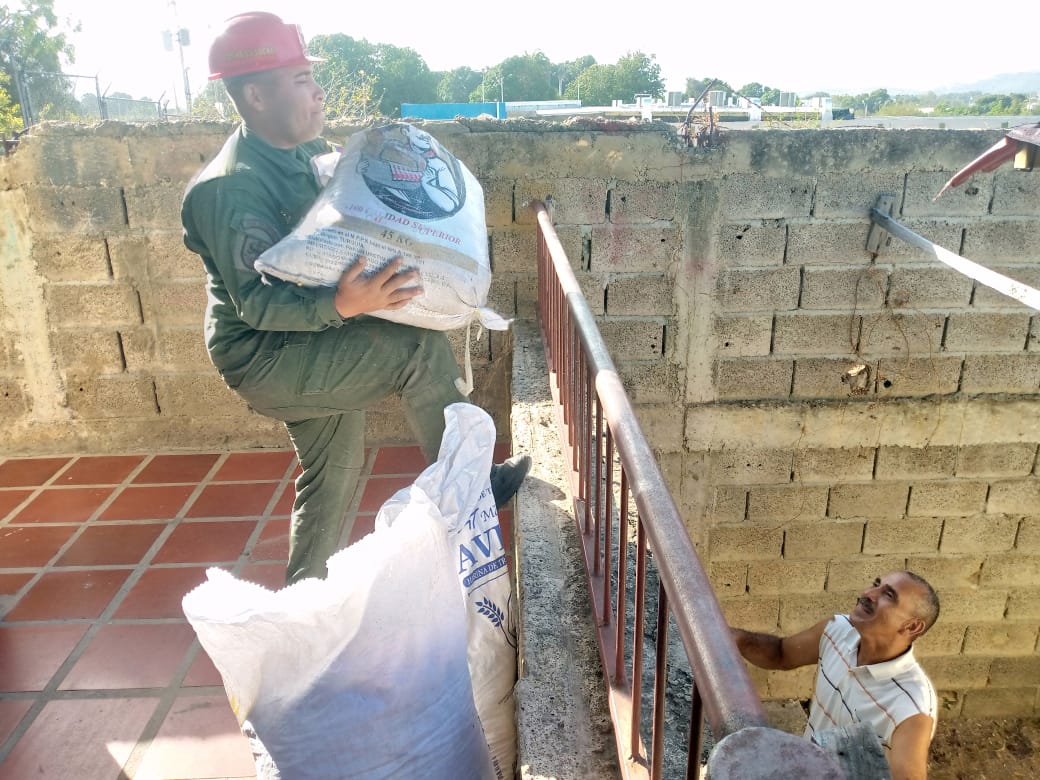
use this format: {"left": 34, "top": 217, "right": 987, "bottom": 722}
{"left": 233, "top": 216, "right": 282, "bottom": 272}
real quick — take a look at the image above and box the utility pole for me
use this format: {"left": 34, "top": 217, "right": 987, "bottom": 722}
{"left": 163, "top": 1, "right": 192, "bottom": 115}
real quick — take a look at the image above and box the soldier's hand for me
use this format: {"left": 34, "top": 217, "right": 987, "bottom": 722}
{"left": 334, "top": 256, "right": 422, "bottom": 319}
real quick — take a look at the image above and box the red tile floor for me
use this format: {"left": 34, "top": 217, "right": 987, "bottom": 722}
{"left": 0, "top": 444, "right": 511, "bottom": 779}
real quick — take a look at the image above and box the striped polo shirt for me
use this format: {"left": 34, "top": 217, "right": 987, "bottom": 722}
{"left": 805, "top": 615, "right": 937, "bottom": 755}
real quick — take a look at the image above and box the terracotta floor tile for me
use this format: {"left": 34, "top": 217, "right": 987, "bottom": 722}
{"left": 237, "top": 562, "right": 286, "bottom": 591}
{"left": 0, "top": 698, "right": 33, "bottom": 748}
{"left": 152, "top": 521, "right": 257, "bottom": 565}
{"left": 272, "top": 483, "right": 294, "bottom": 516}
{"left": 10, "top": 486, "right": 114, "bottom": 524}
{"left": 0, "top": 525, "right": 77, "bottom": 568}
{"left": 182, "top": 646, "right": 224, "bottom": 687}
{"left": 0, "top": 624, "right": 89, "bottom": 691}
{"left": 53, "top": 455, "right": 145, "bottom": 486}
{"left": 114, "top": 566, "right": 211, "bottom": 619}
{"left": 98, "top": 484, "right": 195, "bottom": 522}
{"left": 55, "top": 523, "right": 165, "bottom": 566}
{"left": 0, "top": 697, "right": 158, "bottom": 780}
{"left": 358, "top": 475, "right": 415, "bottom": 513}
{"left": 214, "top": 450, "right": 295, "bottom": 482}
{"left": 133, "top": 694, "right": 255, "bottom": 780}
{"left": 0, "top": 572, "right": 35, "bottom": 596}
{"left": 133, "top": 453, "right": 220, "bottom": 485}
{"left": 0, "top": 457, "right": 70, "bottom": 488}
{"left": 0, "top": 489, "right": 33, "bottom": 522}
{"left": 346, "top": 513, "right": 377, "bottom": 545}
{"left": 372, "top": 445, "right": 428, "bottom": 475}
{"left": 185, "top": 482, "right": 279, "bottom": 519}
{"left": 59, "top": 623, "right": 195, "bottom": 690}
{"left": 4, "top": 569, "right": 131, "bottom": 621}
{"left": 247, "top": 518, "right": 290, "bottom": 562}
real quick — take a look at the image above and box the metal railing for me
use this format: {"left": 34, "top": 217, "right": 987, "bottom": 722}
{"left": 532, "top": 200, "right": 833, "bottom": 778}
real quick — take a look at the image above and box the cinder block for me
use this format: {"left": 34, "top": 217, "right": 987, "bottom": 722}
{"left": 962, "top": 219, "right": 1040, "bottom": 264}
{"left": 52, "top": 330, "right": 123, "bottom": 373}
{"left": 990, "top": 169, "right": 1040, "bottom": 216}
{"left": 987, "top": 479, "right": 1040, "bottom": 515}
{"left": 714, "top": 315, "right": 773, "bottom": 357}
{"left": 47, "top": 283, "right": 141, "bottom": 328}
{"left": 990, "top": 656, "right": 1040, "bottom": 687}
{"left": 923, "top": 587, "right": 1008, "bottom": 623}
{"left": 597, "top": 319, "right": 666, "bottom": 360}
{"left": 921, "top": 656, "right": 992, "bottom": 689}
{"left": 550, "top": 225, "right": 587, "bottom": 271}
{"left": 514, "top": 273, "right": 539, "bottom": 318}
{"left": 859, "top": 312, "right": 945, "bottom": 355}
{"left": 748, "top": 560, "right": 827, "bottom": 594}
{"left": 783, "top": 521, "right": 864, "bottom": 560}
{"left": 825, "top": 555, "right": 908, "bottom": 592}
{"left": 709, "top": 448, "right": 793, "bottom": 486}
{"left": 963, "top": 623, "right": 1038, "bottom": 656}
{"left": 773, "top": 313, "right": 861, "bottom": 356}
{"left": 944, "top": 312, "right": 1031, "bottom": 352}
{"left": 156, "top": 328, "right": 210, "bottom": 370}
{"left": 0, "top": 334, "right": 21, "bottom": 372}
{"left": 717, "top": 267, "right": 800, "bottom": 314}
{"left": 904, "top": 172, "right": 990, "bottom": 217}
{"left": 829, "top": 483, "right": 909, "bottom": 519}
{"left": 961, "top": 354, "right": 1040, "bottom": 394}
{"left": 109, "top": 232, "right": 205, "bottom": 281}
{"left": 908, "top": 481, "right": 988, "bottom": 517}
{"left": 800, "top": 267, "right": 887, "bottom": 311}
{"left": 913, "top": 622, "right": 966, "bottom": 657}
{"left": 124, "top": 183, "right": 184, "bottom": 230}
{"left": 154, "top": 373, "right": 252, "bottom": 417}
{"left": 747, "top": 485, "right": 828, "bottom": 523}
{"left": 887, "top": 265, "right": 973, "bottom": 309}
{"left": 710, "top": 487, "right": 747, "bottom": 524}
{"left": 65, "top": 372, "right": 157, "bottom": 419}
{"left": 876, "top": 446, "right": 958, "bottom": 480}
{"left": 708, "top": 561, "right": 748, "bottom": 596}
{"left": 514, "top": 178, "right": 607, "bottom": 225}
{"left": 485, "top": 275, "right": 516, "bottom": 318}
{"left": 1006, "top": 588, "right": 1040, "bottom": 620}
{"left": 960, "top": 398, "right": 1040, "bottom": 445}
{"left": 720, "top": 175, "right": 814, "bottom": 220}
{"left": 793, "top": 447, "right": 876, "bottom": 483}
{"left": 814, "top": 173, "right": 906, "bottom": 218}
{"left": 978, "top": 553, "right": 1040, "bottom": 587}
{"left": 766, "top": 666, "right": 816, "bottom": 699}
{"left": 957, "top": 443, "right": 1037, "bottom": 478}
{"left": 606, "top": 275, "right": 673, "bottom": 316}
{"left": 0, "top": 378, "right": 29, "bottom": 417}
{"left": 589, "top": 224, "right": 677, "bottom": 272}
{"left": 875, "top": 219, "right": 965, "bottom": 263}
{"left": 904, "top": 554, "right": 983, "bottom": 589}
{"left": 778, "top": 591, "right": 857, "bottom": 633}
{"left": 1031, "top": 317, "right": 1040, "bottom": 353}
{"left": 708, "top": 525, "right": 784, "bottom": 561}
{"left": 876, "top": 356, "right": 962, "bottom": 397}
{"left": 617, "top": 359, "right": 679, "bottom": 404}
{"left": 717, "top": 596, "right": 779, "bottom": 633}
{"left": 715, "top": 358, "right": 793, "bottom": 400}
{"left": 785, "top": 221, "right": 874, "bottom": 266}
{"left": 480, "top": 179, "right": 514, "bottom": 227}
{"left": 716, "top": 222, "right": 786, "bottom": 267}
{"left": 608, "top": 182, "right": 677, "bottom": 224}
{"left": 1017, "top": 518, "right": 1040, "bottom": 553}
{"left": 142, "top": 282, "right": 208, "bottom": 327}
{"left": 862, "top": 517, "right": 942, "bottom": 554}
{"left": 31, "top": 237, "right": 111, "bottom": 281}
{"left": 23, "top": 185, "right": 127, "bottom": 234}
{"left": 125, "top": 128, "right": 229, "bottom": 185}
{"left": 971, "top": 263, "right": 1040, "bottom": 308}
{"left": 791, "top": 357, "right": 876, "bottom": 399}
{"left": 632, "top": 404, "right": 683, "bottom": 453}
{"left": 489, "top": 226, "right": 537, "bottom": 274}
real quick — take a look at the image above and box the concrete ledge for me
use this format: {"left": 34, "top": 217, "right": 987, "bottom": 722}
{"left": 510, "top": 319, "right": 619, "bottom": 779}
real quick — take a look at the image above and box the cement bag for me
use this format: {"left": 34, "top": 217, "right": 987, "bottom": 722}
{"left": 376, "top": 403, "right": 518, "bottom": 780}
{"left": 181, "top": 505, "right": 495, "bottom": 780}
{"left": 255, "top": 122, "right": 509, "bottom": 334}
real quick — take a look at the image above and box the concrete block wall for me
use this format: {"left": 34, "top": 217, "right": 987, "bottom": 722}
{"left": 2, "top": 119, "right": 1038, "bottom": 719}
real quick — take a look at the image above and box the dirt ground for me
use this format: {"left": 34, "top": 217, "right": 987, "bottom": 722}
{"left": 928, "top": 717, "right": 1040, "bottom": 779}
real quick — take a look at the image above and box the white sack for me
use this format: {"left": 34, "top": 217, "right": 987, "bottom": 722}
{"left": 376, "top": 403, "right": 518, "bottom": 779}
{"left": 182, "top": 504, "right": 495, "bottom": 780}
{"left": 255, "top": 122, "right": 509, "bottom": 333}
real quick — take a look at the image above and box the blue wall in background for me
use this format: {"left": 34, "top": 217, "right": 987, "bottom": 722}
{"left": 400, "top": 102, "right": 506, "bottom": 120}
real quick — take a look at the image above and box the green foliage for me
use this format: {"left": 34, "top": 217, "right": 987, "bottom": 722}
{"left": 0, "top": 0, "right": 79, "bottom": 132}
{"left": 760, "top": 87, "right": 781, "bottom": 106}
{"left": 563, "top": 52, "right": 663, "bottom": 106}
{"left": 552, "top": 55, "right": 596, "bottom": 96}
{"left": 498, "top": 52, "right": 557, "bottom": 102}
{"left": 686, "top": 76, "right": 733, "bottom": 100}
{"left": 191, "top": 80, "right": 240, "bottom": 122}
{"left": 436, "top": 67, "right": 482, "bottom": 103}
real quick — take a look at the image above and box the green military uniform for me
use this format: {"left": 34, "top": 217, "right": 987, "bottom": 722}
{"left": 182, "top": 125, "right": 467, "bottom": 583}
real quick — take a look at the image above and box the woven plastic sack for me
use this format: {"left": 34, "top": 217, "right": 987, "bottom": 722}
{"left": 376, "top": 403, "right": 518, "bottom": 779}
{"left": 254, "top": 122, "right": 509, "bottom": 334}
{"left": 181, "top": 502, "right": 495, "bottom": 780}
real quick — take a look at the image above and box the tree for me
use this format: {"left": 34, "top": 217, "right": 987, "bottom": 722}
{"left": 310, "top": 34, "right": 381, "bottom": 119}
{"left": 498, "top": 52, "right": 556, "bottom": 102}
{"left": 191, "top": 79, "right": 240, "bottom": 121}
{"left": 436, "top": 66, "right": 482, "bottom": 103}
{"left": 685, "top": 76, "right": 733, "bottom": 102}
{"left": 564, "top": 63, "right": 615, "bottom": 106}
{"left": 738, "top": 82, "right": 765, "bottom": 99}
{"left": 760, "top": 87, "right": 781, "bottom": 106}
{"left": 552, "top": 55, "right": 595, "bottom": 97}
{"left": 371, "top": 42, "right": 438, "bottom": 115}
{"left": 613, "top": 51, "right": 664, "bottom": 100}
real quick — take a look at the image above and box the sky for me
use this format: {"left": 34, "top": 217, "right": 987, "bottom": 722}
{"left": 48, "top": 0, "right": 1039, "bottom": 110}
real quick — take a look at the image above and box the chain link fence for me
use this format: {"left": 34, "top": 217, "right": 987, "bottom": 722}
{"left": 9, "top": 69, "right": 166, "bottom": 130}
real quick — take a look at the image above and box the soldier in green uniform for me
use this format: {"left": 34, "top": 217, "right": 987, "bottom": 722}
{"left": 182, "top": 11, "right": 529, "bottom": 584}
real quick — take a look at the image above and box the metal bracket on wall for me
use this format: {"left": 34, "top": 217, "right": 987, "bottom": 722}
{"left": 865, "top": 194, "right": 897, "bottom": 254}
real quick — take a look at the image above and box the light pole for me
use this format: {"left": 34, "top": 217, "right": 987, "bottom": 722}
{"left": 481, "top": 69, "right": 486, "bottom": 103}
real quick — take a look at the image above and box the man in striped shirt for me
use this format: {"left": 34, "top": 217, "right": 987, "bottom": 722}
{"left": 730, "top": 571, "right": 940, "bottom": 780}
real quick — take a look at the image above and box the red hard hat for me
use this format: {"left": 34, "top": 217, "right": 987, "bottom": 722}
{"left": 208, "top": 12, "right": 324, "bottom": 80}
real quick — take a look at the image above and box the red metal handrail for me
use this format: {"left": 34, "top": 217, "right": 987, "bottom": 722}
{"left": 533, "top": 200, "right": 769, "bottom": 777}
